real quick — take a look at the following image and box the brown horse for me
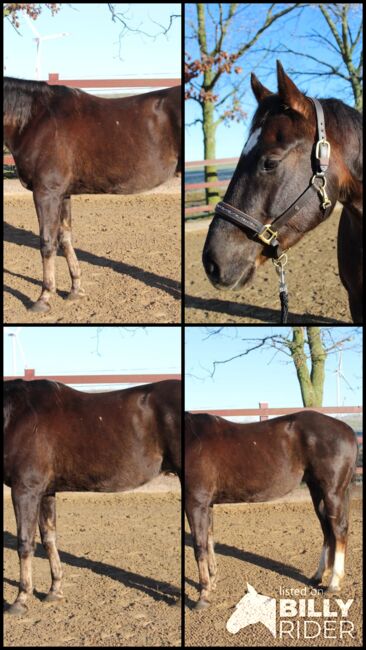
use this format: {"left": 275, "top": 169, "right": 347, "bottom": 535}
{"left": 185, "top": 410, "right": 358, "bottom": 609}
{"left": 4, "top": 379, "right": 181, "bottom": 615}
{"left": 4, "top": 77, "right": 181, "bottom": 312}
{"left": 203, "top": 61, "right": 362, "bottom": 323}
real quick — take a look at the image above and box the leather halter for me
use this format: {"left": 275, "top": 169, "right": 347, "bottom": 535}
{"left": 214, "top": 98, "right": 332, "bottom": 258}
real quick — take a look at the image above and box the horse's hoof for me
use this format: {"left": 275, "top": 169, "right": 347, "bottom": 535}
{"left": 7, "top": 602, "right": 28, "bottom": 616}
{"left": 44, "top": 592, "right": 63, "bottom": 603}
{"left": 327, "top": 585, "right": 341, "bottom": 594}
{"left": 28, "top": 301, "right": 51, "bottom": 313}
{"left": 194, "top": 599, "right": 210, "bottom": 611}
{"left": 310, "top": 575, "right": 322, "bottom": 586}
{"left": 65, "top": 290, "right": 86, "bottom": 301}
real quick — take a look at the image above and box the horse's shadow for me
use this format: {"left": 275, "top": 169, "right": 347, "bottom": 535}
{"left": 184, "top": 293, "right": 349, "bottom": 325}
{"left": 184, "top": 531, "right": 312, "bottom": 609}
{"left": 4, "top": 221, "right": 181, "bottom": 301}
{"left": 3, "top": 531, "right": 180, "bottom": 609}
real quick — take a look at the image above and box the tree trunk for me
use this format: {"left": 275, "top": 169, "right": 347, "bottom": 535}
{"left": 308, "top": 327, "right": 326, "bottom": 406}
{"left": 202, "top": 101, "right": 220, "bottom": 205}
{"left": 290, "top": 327, "right": 326, "bottom": 407}
{"left": 197, "top": 4, "right": 220, "bottom": 206}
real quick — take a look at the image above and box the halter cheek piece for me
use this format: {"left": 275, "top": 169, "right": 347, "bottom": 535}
{"left": 213, "top": 98, "right": 332, "bottom": 324}
{"left": 214, "top": 98, "right": 332, "bottom": 258}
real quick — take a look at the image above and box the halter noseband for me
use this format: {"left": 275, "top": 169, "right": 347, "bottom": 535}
{"left": 214, "top": 98, "right": 332, "bottom": 258}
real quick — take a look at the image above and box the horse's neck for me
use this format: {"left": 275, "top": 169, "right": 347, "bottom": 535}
{"left": 3, "top": 125, "right": 19, "bottom": 154}
{"left": 340, "top": 178, "right": 363, "bottom": 219}
{"left": 334, "top": 116, "right": 363, "bottom": 219}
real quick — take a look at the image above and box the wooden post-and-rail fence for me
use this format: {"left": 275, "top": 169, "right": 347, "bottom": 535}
{"left": 185, "top": 157, "right": 238, "bottom": 217}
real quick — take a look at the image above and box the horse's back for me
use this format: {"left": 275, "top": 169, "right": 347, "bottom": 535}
{"left": 185, "top": 410, "right": 357, "bottom": 504}
{"left": 186, "top": 409, "right": 356, "bottom": 451}
{"left": 4, "top": 379, "right": 181, "bottom": 491}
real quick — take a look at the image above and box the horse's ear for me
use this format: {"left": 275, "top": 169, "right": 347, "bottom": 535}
{"left": 276, "top": 60, "right": 312, "bottom": 119}
{"left": 251, "top": 73, "right": 273, "bottom": 104}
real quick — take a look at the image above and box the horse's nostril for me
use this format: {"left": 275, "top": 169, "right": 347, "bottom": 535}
{"left": 206, "top": 259, "right": 220, "bottom": 281}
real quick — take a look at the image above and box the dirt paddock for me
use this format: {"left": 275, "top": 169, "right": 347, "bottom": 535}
{"left": 185, "top": 203, "right": 353, "bottom": 324}
{"left": 185, "top": 491, "right": 362, "bottom": 647}
{"left": 4, "top": 178, "right": 181, "bottom": 324}
{"left": 4, "top": 478, "right": 181, "bottom": 647}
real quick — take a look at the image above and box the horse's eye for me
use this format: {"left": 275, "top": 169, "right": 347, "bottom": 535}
{"left": 262, "top": 158, "right": 279, "bottom": 171}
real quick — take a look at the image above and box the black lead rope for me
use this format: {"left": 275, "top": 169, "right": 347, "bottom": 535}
{"left": 280, "top": 287, "right": 289, "bottom": 324}
{"left": 272, "top": 253, "right": 288, "bottom": 324}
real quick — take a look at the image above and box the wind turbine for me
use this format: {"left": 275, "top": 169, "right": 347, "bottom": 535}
{"left": 23, "top": 14, "right": 70, "bottom": 80}
{"left": 333, "top": 345, "right": 353, "bottom": 406}
{"left": 7, "top": 327, "right": 27, "bottom": 375}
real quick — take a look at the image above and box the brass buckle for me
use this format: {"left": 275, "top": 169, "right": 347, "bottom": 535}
{"left": 311, "top": 174, "right": 332, "bottom": 210}
{"left": 258, "top": 224, "right": 278, "bottom": 245}
{"left": 315, "top": 138, "right": 331, "bottom": 160}
{"left": 273, "top": 251, "right": 288, "bottom": 268}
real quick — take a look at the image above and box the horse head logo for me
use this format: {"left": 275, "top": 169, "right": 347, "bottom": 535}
{"left": 226, "top": 583, "right": 276, "bottom": 637}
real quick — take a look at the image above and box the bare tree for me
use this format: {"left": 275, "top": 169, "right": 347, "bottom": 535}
{"left": 271, "top": 4, "right": 363, "bottom": 111}
{"left": 108, "top": 4, "right": 181, "bottom": 59}
{"left": 185, "top": 3, "right": 301, "bottom": 205}
{"left": 199, "top": 327, "right": 360, "bottom": 407}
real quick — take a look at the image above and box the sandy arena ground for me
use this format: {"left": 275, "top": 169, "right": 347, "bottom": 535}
{"left": 4, "top": 178, "right": 181, "bottom": 324}
{"left": 4, "top": 476, "right": 181, "bottom": 647}
{"left": 185, "top": 489, "right": 362, "bottom": 647}
{"left": 185, "top": 203, "right": 353, "bottom": 324}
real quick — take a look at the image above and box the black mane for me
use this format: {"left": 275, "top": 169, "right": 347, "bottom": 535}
{"left": 3, "top": 76, "right": 79, "bottom": 131}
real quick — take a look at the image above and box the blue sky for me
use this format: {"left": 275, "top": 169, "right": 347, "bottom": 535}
{"left": 3, "top": 326, "right": 362, "bottom": 409}
{"left": 3, "top": 327, "right": 181, "bottom": 384}
{"left": 4, "top": 3, "right": 181, "bottom": 82}
{"left": 185, "top": 3, "right": 362, "bottom": 161}
{"left": 185, "top": 327, "right": 363, "bottom": 410}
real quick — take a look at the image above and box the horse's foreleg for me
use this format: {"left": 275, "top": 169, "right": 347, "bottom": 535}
{"left": 39, "top": 495, "right": 63, "bottom": 603}
{"left": 207, "top": 505, "right": 217, "bottom": 590}
{"left": 58, "top": 196, "right": 85, "bottom": 301}
{"left": 29, "top": 189, "right": 63, "bottom": 313}
{"left": 186, "top": 500, "right": 212, "bottom": 609}
{"left": 9, "top": 487, "right": 41, "bottom": 615}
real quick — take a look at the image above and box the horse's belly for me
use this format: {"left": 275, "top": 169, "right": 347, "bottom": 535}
{"left": 216, "top": 468, "right": 304, "bottom": 504}
{"left": 53, "top": 455, "right": 163, "bottom": 493}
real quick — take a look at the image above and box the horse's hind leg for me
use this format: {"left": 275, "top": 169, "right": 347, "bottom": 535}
{"left": 306, "top": 480, "right": 334, "bottom": 585}
{"left": 39, "top": 495, "right": 63, "bottom": 603}
{"left": 9, "top": 487, "right": 41, "bottom": 615}
{"left": 207, "top": 505, "right": 217, "bottom": 589}
{"left": 325, "top": 488, "right": 351, "bottom": 593}
{"left": 58, "top": 196, "right": 85, "bottom": 301}
{"left": 186, "top": 498, "right": 212, "bottom": 609}
{"left": 29, "top": 189, "right": 63, "bottom": 313}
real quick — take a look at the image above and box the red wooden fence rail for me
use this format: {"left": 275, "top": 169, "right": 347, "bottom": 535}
{"left": 4, "top": 369, "right": 181, "bottom": 384}
{"left": 190, "top": 405, "right": 362, "bottom": 419}
{"left": 47, "top": 73, "right": 180, "bottom": 88}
